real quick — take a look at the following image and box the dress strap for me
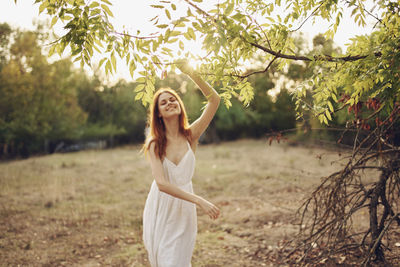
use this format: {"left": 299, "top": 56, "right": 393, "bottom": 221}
{"left": 186, "top": 140, "right": 191, "bottom": 151}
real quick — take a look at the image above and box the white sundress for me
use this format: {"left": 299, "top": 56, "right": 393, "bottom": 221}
{"left": 143, "top": 141, "right": 197, "bottom": 267}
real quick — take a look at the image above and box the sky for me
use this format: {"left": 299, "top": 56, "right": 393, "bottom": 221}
{"left": 0, "top": 0, "right": 378, "bottom": 82}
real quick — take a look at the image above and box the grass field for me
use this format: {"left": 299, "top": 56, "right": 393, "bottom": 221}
{"left": 0, "top": 139, "right": 366, "bottom": 266}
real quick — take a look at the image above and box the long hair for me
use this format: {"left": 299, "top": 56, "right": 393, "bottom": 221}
{"left": 143, "top": 88, "right": 192, "bottom": 160}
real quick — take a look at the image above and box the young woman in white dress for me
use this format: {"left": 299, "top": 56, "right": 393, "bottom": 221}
{"left": 142, "top": 62, "right": 221, "bottom": 267}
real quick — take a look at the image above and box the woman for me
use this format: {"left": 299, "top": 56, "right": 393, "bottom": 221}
{"left": 142, "top": 62, "right": 221, "bottom": 267}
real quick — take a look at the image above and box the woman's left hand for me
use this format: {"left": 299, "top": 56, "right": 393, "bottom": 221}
{"left": 197, "top": 197, "right": 220, "bottom": 220}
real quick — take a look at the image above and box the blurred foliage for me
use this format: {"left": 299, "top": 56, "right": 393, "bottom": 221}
{"left": 76, "top": 78, "right": 147, "bottom": 142}
{"left": 2, "top": 18, "right": 383, "bottom": 158}
{"left": 0, "top": 23, "right": 148, "bottom": 158}
{"left": 0, "top": 21, "right": 341, "bottom": 157}
{"left": 0, "top": 23, "right": 86, "bottom": 157}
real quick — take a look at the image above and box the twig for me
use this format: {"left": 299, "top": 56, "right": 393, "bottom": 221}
{"left": 290, "top": 3, "right": 324, "bottom": 32}
{"left": 235, "top": 55, "right": 279, "bottom": 79}
{"left": 343, "top": 0, "right": 382, "bottom": 24}
{"left": 112, "top": 31, "right": 159, "bottom": 40}
{"left": 238, "top": 4, "right": 272, "bottom": 50}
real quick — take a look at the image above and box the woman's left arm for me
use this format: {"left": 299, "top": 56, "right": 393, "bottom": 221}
{"left": 183, "top": 68, "right": 221, "bottom": 141}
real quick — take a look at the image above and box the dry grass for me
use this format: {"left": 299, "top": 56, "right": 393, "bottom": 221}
{"left": 0, "top": 139, "right": 356, "bottom": 266}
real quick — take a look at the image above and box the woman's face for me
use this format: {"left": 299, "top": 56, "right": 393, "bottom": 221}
{"left": 157, "top": 92, "right": 182, "bottom": 119}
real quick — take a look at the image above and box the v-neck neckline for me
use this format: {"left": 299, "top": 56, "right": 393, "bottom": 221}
{"left": 164, "top": 142, "right": 192, "bottom": 167}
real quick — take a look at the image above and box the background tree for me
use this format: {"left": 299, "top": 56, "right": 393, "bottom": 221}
{"left": 0, "top": 23, "right": 12, "bottom": 71}
{"left": 76, "top": 77, "right": 147, "bottom": 145}
{"left": 0, "top": 23, "right": 87, "bottom": 157}
{"left": 0, "top": 23, "right": 149, "bottom": 157}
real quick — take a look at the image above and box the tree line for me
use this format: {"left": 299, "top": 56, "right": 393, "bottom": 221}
{"left": 0, "top": 22, "right": 362, "bottom": 159}
{"left": 0, "top": 23, "right": 147, "bottom": 158}
{"left": 0, "top": 23, "right": 306, "bottom": 159}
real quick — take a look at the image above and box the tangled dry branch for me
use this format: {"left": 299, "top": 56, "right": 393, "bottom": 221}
{"left": 280, "top": 106, "right": 400, "bottom": 266}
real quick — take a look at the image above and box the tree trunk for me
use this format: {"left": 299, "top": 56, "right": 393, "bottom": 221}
{"left": 368, "top": 168, "right": 390, "bottom": 262}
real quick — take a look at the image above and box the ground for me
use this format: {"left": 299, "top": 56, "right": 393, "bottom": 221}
{"left": 0, "top": 139, "right": 398, "bottom": 266}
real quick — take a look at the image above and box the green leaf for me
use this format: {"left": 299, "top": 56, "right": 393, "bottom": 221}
{"left": 170, "top": 30, "right": 181, "bottom": 37}
{"left": 111, "top": 52, "right": 117, "bottom": 71}
{"left": 175, "top": 21, "right": 185, "bottom": 27}
{"left": 48, "top": 44, "right": 56, "bottom": 57}
{"left": 56, "top": 42, "right": 67, "bottom": 56}
{"left": 105, "top": 60, "right": 111, "bottom": 74}
{"left": 151, "top": 5, "right": 164, "bottom": 9}
{"left": 39, "top": 2, "right": 48, "bottom": 14}
{"left": 136, "top": 77, "right": 146, "bottom": 83}
{"left": 183, "top": 32, "right": 191, "bottom": 40}
{"left": 129, "top": 60, "right": 136, "bottom": 77}
{"left": 101, "top": 4, "right": 113, "bottom": 17}
{"left": 98, "top": 57, "right": 107, "bottom": 68}
{"left": 135, "top": 83, "right": 145, "bottom": 92}
{"left": 157, "top": 24, "right": 169, "bottom": 29}
{"left": 325, "top": 110, "right": 332, "bottom": 120}
{"left": 61, "top": 15, "right": 73, "bottom": 21}
{"left": 327, "top": 101, "right": 334, "bottom": 112}
{"left": 89, "top": 2, "right": 100, "bottom": 8}
{"left": 165, "top": 9, "right": 171, "bottom": 20}
{"left": 323, "top": 115, "right": 328, "bottom": 124}
{"left": 187, "top": 27, "right": 195, "bottom": 40}
{"left": 168, "top": 38, "right": 178, "bottom": 44}
{"left": 135, "top": 91, "right": 144, "bottom": 101}
{"left": 50, "top": 16, "right": 58, "bottom": 27}
{"left": 225, "top": 2, "right": 234, "bottom": 16}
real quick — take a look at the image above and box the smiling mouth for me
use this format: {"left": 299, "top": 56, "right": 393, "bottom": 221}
{"left": 166, "top": 105, "right": 177, "bottom": 111}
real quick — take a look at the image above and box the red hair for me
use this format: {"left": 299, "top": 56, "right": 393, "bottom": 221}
{"left": 143, "top": 88, "right": 192, "bottom": 159}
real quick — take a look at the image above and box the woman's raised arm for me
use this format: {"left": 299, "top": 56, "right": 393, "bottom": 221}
{"left": 178, "top": 62, "right": 221, "bottom": 141}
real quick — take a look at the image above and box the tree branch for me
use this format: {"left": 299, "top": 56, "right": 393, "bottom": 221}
{"left": 184, "top": 0, "right": 383, "bottom": 65}
{"left": 362, "top": 213, "right": 400, "bottom": 266}
{"left": 248, "top": 41, "right": 382, "bottom": 62}
{"left": 235, "top": 55, "right": 279, "bottom": 78}
{"left": 183, "top": 0, "right": 216, "bottom": 21}
{"left": 112, "top": 31, "right": 159, "bottom": 40}
{"left": 343, "top": 0, "right": 382, "bottom": 24}
{"left": 290, "top": 3, "right": 324, "bottom": 32}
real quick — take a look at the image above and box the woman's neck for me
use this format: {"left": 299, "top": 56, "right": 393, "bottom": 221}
{"left": 163, "top": 116, "right": 180, "bottom": 140}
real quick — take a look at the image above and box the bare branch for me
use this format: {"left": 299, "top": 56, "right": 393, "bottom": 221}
{"left": 234, "top": 55, "right": 279, "bottom": 79}
{"left": 249, "top": 41, "right": 382, "bottom": 62}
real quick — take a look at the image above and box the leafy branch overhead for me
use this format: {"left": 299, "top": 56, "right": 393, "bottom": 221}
{"left": 28, "top": 0, "right": 399, "bottom": 124}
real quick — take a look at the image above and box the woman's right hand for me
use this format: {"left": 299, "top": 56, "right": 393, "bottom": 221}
{"left": 175, "top": 59, "right": 194, "bottom": 76}
{"left": 197, "top": 197, "right": 220, "bottom": 220}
